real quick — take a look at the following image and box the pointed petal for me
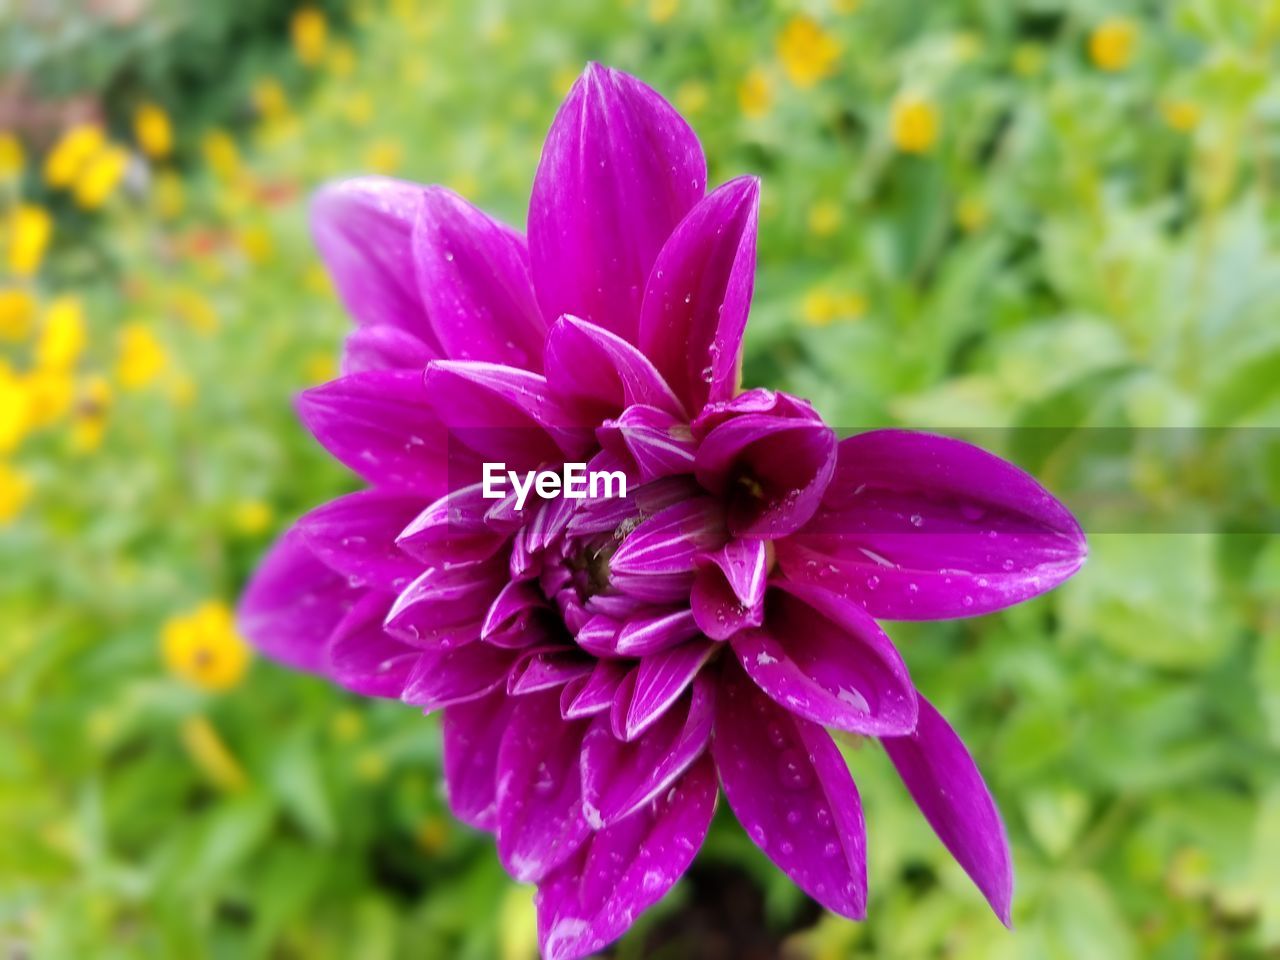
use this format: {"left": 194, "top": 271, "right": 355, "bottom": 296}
{"left": 536, "top": 753, "right": 717, "bottom": 960}
{"left": 731, "top": 582, "right": 917, "bottom": 736}
{"left": 582, "top": 675, "right": 714, "bottom": 826}
{"left": 384, "top": 555, "right": 506, "bottom": 648}
{"left": 238, "top": 528, "right": 362, "bottom": 673}
{"left": 545, "top": 315, "right": 685, "bottom": 420}
{"left": 615, "top": 607, "right": 700, "bottom": 656}
{"left": 442, "top": 689, "right": 516, "bottom": 832}
{"left": 712, "top": 660, "right": 867, "bottom": 920}
{"left": 528, "top": 63, "right": 706, "bottom": 343}
{"left": 296, "top": 489, "right": 426, "bottom": 593}
{"left": 396, "top": 482, "right": 508, "bottom": 566}
{"left": 639, "top": 176, "right": 760, "bottom": 410}
{"left": 779, "top": 430, "right": 1087, "bottom": 620}
{"left": 296, "top": 369, "right": 468, "bottom": 494}
{"left": 509, "top": 647, "right": 595, "bottom": 696}
{"left": 597, "top": 405, "right": 697, "bottom": 483}
{"left": 624, "top": 639, "right": 715, "bottom": 740}
{"left": 413, "top": 186, "right": 545, "bottom": 371}
{"left": 497, "top": 691, "right": 592, "bottom": 882}
{"left": 690, "top": 538, "right": 768, "bottom": 640}
{"left": 325, "top": 592, "right": 420, "bottom": 698}
{"left": 399, "top": 641, "right": 515, "bottom": 711}
{"left": 695, "top": 413, "right": 837, "bottom": 538}
{"left": 561, "top": 659, "right": 630, "bottom": 720}
{"left": 341, "top": 325, "right": 434, "bottom": 374}
{"left": 882, "top": 696, "right": 1014, "bottom": 925}
{"left": 310, "top": 177, "right": 440, "bottom": 348}
{"left": 609, "top": 497, "right": 727, "bottom": 577}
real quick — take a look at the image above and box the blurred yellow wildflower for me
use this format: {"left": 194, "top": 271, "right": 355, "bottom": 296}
{"left": 355, "top": 749, "right": 389, "bottom": 782}
{"left": 0, "top": 132, "right": 24, "bottom": 179}
{"left": 416, "top": 815, "right": 450, "bottom": 853}
{"left": 152, "top": 169, "right": 185, "bottom": 219}
{"left": 253, "top": 78, "right": 291, "bottom": 122}
{"left": 832, "top": 0, "right": 861, "bottom": 12}
{"left": 230, "top": 498, "right": 273, "bottom": 535}
{"left": 168, "top": 373, "right": 196, "bottom": 408}
{"left": 238, "top": 224, "right": 275, "bottom": 265}
{"left": 552, "top": 65, "right": 579, "bottom": 97}
{"left": 73, "top": 145, "right": 130, "bottom": 210}
{"left": 305, "top": 351, "right": 337, "bottom": 384}
{"left": 22, "top": 369, "right": 74, "bottom": 428}
{"left": 802, "top": 287, "right": 866, "bottom": 326}
{"left": 303, "top": 262, "right": 332, "bottom": 296}
{"left": 738, "top": 67, "right": 774, "bottom": 119}
{"left": 171, "top": 288, "right": 218, "bottom": 333}
{"left": 0, "top": 366, "right": 31, "bottom": 453}
{"left": 133, "top": 103, "right": 173, "bottom": 159}
{"left": 44, "top": 125, "right": 105, "bottom": 188}
{"left": 180, "top": 715, "right": 248, "bottom": 791}
{"left": 0, "top": 288, "right": 37, "bottom": 340}
{"left": 291, "top": 7, "right": 328, "bottom": 66}
{"left": 6, "top": 204, "right": 53, "bottom": 276}
{"left": 162, "top": 601, "right": 251, "bottom": 693}
{"left": 1089, "top": 18, "right": 1137, "bottom": 72}
{"left": 327, "top": 42, "right": 357, "bottom": 78}
{"left": 364, "top": 139, "right": 403, "bottom": 174}
{"left": 956, "top": 194, "right": 989, "bottom": 232}
{"left": 330, "top": 708, "right": 364, "bottom": 742}
{"left": 116, "top": 322, "right": 167, "bottom": 390}
{"left": 890, "top": 93, "right": 940, "bottom": 154}
{"left": 778, "top": 16, "right": 841, "bottom": 89}
{"left": 69, "top": 375, "right": 111, "bottom": 453}
{"left": 807, "top": 199, "right": 842, "bottom": 237}
{"left": 1012, "top": 43, "right": 1046, "bottom": 77}
{"left": 0, "top": 462, "right": 32, "bottom": 524}
{"left": 35, "top": 297, "right": 85, "bottom": 371}
{"left": 676, "top": 81, "right": 709, "bottom": 115}
{"left": 648, "top": 0, "right": 678, "bottom": 24}
{"left": 202, "top": 130, "right": 240, "bottom": 182}
{"left": 1161, "top": 99, "right": 1201, "bottom": 133}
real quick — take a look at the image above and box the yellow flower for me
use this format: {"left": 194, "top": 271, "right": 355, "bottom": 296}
{"left": 21, "top": 368, "right": 74, "bottom": 428}
{"left": 152, "top": 169, "right": 185, "bottom": 219}
{"left": 330, "top": 708, "right": 364, "bottom": 742}
{"left": 171, "top": 288, "right": 218, "bottom": 333}
{"left": 202, "top": 130, "right": 240, "bottom": 182}
{"left": 1161, "top": 98, "right": 1201, "bottom": 133}
{"left": 133, "top": 103, "right": 173, "bottom": 159}
{"left": 252, "top": 78, "right": 290, "bottom": 122}
{"left": 1012, "top": 43, "right": 1046, "bottom": 77}
{"left": 0, "top": 288, "right": 37, "bottom": 340}
{"left": 238, "top": 224, "right": 275, "bottom": 265}
{"left": 648, "top": 0, "right": 678, "bottom": 24}
{"left": 802, "top": 287, "right": 866, "bottom": 326}
{"left": 738, "top": 66, "right": 774, "bottom": 119}
{"left": 807, "top": 199, "right": 842, "bottom": 237}
{"left": 35, "top": 296, "right": 85, "bottom": 371}
{"left": 327, "top": 41, "right": 356, "bottom": 78}
{"left": 890, "top": 93, "right": 940, "bottom": 154}
{"left": 180, "top": 715, "right": 247, "bottom": 791}
{"left": 0, "top": 462, "right": 32, "bottom": 524}
{"left": 73, "top": 145, "right": 130, "bottom": 210}
{"left": 303, "top": 263, "right": 332, "bottom": 296}
{"left": 304, "top": 351, "right": 337, "bottom": 384}
{"left": 354, "top": 749, "right": 388, "bottom": 782}
{"left": 777, "top": 15, "right": 841, "bottom": 89}
{"left": 675, "top": 80, "right": 709, "bottom": 115}
{"left": 162, "top": 601, "right": 251, "bottom": 693}
{"left": 6, "top": 204, "right": 53, "bottom": 276}
{"left": 956, "top": 194, "right": 989, "bottom": 232}
{"left": 552, "top": 65, "right": 579, "bottom": 97}
{"left": 364, "top": 139, "right": 403, "bottom": 174}
{"left": 230, "top": 498, "right": 273, "bottom": 535}
{"left": 832, "top": 0, "right": 861, "bottom": 11}
{"left": 116, "top": 322, "right": 167, "bottom": 390}
{"left": 0, "top": 366, "right": 32, "bottom": 453}
{"left": 43, "top": 125, "right": 105, "bottom": 188}
{"left": 69, "top": 375, "right": 111, "bottom": 453}
{"left": 1089, "top": 17, "right": 1137, "bottom": 72}
{"left": 0, "top": 132, "right": 24, "bottom": 179}
{"left": 291, "top": 7, "right": 328, "bottom": 66}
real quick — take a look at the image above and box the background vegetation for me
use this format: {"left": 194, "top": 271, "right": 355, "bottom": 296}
{"left": 2, "top": 0, "right": 1278, "bottom": 957}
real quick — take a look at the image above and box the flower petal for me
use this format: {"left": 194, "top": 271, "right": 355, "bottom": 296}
{"left": 311, "top": 176, "right": 440, "bottom": 350}
{"left": 695, "top": 413, "right": 837, "bottom": 538}
{"left": 497, "top": 691, "right": 592, "bottom": 883}
{"left": 622, "top": 639, "right": 715, "bottom": 740}
{"left": 295, "top": 489, "right": 426, "bottom": 593}
{"left": 712, "top": 660, "right": 867, "bottom": 920}
{"left": 609, "top": 497, "right": 727, "bottom": 577}
{"left": 597, "top": 405, "right": 697, "bottom": 483}
{"left": 413, "top": 186, "right": 545, "bottom": 371}
{"left": 535, "top": 753, "right": 717, "bottom": 960}
{"left": 882, "top": 696, "right": 1014, "bottom": 926}
{"left": 238, "top": 528, "right": 362, "bottom": 673}
{"left": 399, "top": 641, "right": 515, "bottom": 711}
{"left": 384, "top": 554, "right": 507, "bottom": 648}
{"left": 561, "top": 659, "right": 630, "bottom": 720}
{"left": 616, "top": 607, "right": 700, "bottom": 657}
{"left": 544, "top": 315, "right": 685, "bottom": 420}
{"left": 296, "top": 369, "right": 468, "bottom": 494}
{"left": 731, "top": 581, "right": 917, "bottom": 736}
{"left": 690, "top": 538, "right": 769, "bottom": 640}
{"left": 396, "top": 482, "right": 508, "bottom": 566}
{"left": 639, "top": 176, "right": 760, "bottom": 410}
{"left": 341, "top": 325, "right": 434, "bottom": 374}
{"left": 325, "top": 591, "right": 420, "bottom": 698}
{"left": 528, "top": 63, "right": 706, "bottom": 343}
{"left": 442, "top": 689, "right": 516, "bottom": 832}
{"left": 778, "top": 430, "right": 1087, "bottom": 620}
{"left": 582, "top": 674, "right": 714, "bottom": 826}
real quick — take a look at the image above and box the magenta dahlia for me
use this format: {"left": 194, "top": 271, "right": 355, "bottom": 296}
{"left": 239, "top": 63, "right": 1086, "bottom": 958}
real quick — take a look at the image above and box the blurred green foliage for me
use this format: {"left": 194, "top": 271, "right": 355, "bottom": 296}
{"left": 2, "top": 0, "right": 1279, "bottom": 957}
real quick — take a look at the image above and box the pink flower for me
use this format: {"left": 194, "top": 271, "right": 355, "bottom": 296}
{"left": 239, "top": 63, "right": 1086, "bottom": 959}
